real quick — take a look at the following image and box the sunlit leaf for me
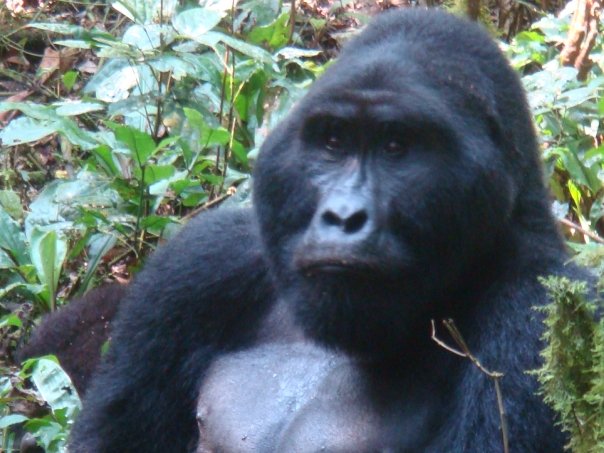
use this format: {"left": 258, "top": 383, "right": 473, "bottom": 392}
{"left": 0, "top": 117, "right": 57, "bottom": 145}
{"left": 30, "top": 358, "right": 81, "bottom": 418}
{"left": 0, "top": 208, "right": 28, "bottom": 266}
{"left": 29, "top": 229, "right": 68, "bottom": 308}
{"left": 173, "top": 8, "right": 224, "bottom": 39}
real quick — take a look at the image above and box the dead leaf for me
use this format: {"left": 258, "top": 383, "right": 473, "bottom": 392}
{"left": 38, "top": 47, "right": 79, "bottom": 84}
{"left": 0, "top": 90, "right": 33, "bottom": 123}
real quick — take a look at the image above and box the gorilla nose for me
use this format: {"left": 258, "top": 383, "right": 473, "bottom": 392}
{"left": 321, "top": 209, "right": 369, "bottom": 234}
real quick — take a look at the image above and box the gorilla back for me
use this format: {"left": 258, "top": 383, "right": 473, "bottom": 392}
{"left": 70, "top": 9, "right": 576, "bottom": 452}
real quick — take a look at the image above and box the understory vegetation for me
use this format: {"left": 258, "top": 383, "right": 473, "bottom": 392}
{"left": 1, "top": 0, "right": 604, "bottom": 451}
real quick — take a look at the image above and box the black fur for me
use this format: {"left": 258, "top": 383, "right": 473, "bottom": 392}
{"left": 18, "top": 284, "right": 125, "bottom": 394}
{"left": 70, "top": 9, "right": 581, "bottom": 452}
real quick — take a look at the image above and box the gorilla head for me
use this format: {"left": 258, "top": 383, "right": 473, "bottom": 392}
{"left": 254, "top": 10, "right": 552, "bottom": 358}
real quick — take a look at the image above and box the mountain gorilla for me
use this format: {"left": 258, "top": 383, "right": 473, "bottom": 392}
{"left": 70, "top": 8, "right": 579, "bottom": 452}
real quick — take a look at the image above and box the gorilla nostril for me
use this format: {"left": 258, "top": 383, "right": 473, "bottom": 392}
{"left": 321, "top": 209, "right": 368, "bottom": 234}
{"left": 344, "top": 211, "right": 368, "bottom": 234}
{"left": 322, "top": 210, "right": 343, "bottom": 226}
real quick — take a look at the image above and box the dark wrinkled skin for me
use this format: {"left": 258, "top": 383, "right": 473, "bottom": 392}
{"left": 70, "top": 9, "right": 583, "bottom": 453}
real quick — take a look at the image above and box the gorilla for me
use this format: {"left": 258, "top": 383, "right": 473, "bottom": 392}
{"left": 70, "top": 8, "right": 581, "bottom": 452}
{"left": 18, "top": 283, "right": 125, "bottom": 394}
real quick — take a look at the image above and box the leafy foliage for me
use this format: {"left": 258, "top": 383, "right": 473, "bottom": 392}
{"left": 1, "top": 356, "right": 79, "bottom": 452}
{"left": 507, "top": 10, "right": 604, "bottom": 237}
{"left": 0, "top": 1, "right": 322, "bottom": 309}
{"left": 534, "top": 277, "right": 604, "bottom": 452}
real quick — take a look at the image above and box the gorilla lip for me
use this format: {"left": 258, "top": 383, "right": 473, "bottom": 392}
{"left": 299, "top": 261, "right": 366, "bottom": 275}
{"left": 294, "top": 252, "right": 379, "bottom": 276}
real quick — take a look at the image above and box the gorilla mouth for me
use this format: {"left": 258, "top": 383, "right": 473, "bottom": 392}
{"left": 298, "top": 259, "right": 369, "bottom": 275}
{"left": 293, "top": 249, "right": 381, "bottom": 276}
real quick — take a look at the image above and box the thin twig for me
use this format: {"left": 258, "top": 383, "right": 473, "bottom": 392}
{"left": 182, "top": 193, "right": 232, "bottom": 221}
{"left": 559, "top": 217, "right": 604, "bottom": 244}
{"left": 431, "top": 319, "right": 509, "bottom": 453}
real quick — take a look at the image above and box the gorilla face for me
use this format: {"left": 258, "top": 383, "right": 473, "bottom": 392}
{"left": 254, "top": 40, "right": 519, "bottom": 357}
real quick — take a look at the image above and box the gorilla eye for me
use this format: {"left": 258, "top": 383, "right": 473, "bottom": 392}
{"left": 385, "top": 140, "right": 404, "bottom": 153}
{"left": 326, "top": 135, "right": 341, "bottom": 150}
{"left": 322, "top": 120, "right": 347, "bottom": 151}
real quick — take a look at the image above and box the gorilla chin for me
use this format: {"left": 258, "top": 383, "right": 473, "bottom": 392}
{"left": 69, "top": 8, "right": 584, "bottom": 453}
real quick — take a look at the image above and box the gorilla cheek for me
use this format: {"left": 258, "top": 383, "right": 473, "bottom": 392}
{"left": 256, "top": 166, "right": 320, "bottom": 273}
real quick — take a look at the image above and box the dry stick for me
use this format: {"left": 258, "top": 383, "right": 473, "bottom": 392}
{"left": 431, "top": 319, "right": 509, "bottom": 453}
{"left": 289, "top": 0, "right": 296, "bottom": 44}
{"left": 182, "top": 193, "right": 232, "bottom": 221}
{"left": 559, "top": 217, "right": 604, "bottom": 244}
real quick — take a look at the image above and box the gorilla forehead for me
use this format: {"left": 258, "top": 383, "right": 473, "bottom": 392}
{"left": 298, "top": 86, "right": 460, "bottom": 134}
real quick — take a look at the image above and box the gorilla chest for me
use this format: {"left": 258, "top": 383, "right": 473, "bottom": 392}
{"left": 196, "top": 343, "right": 440, "bottom": 453}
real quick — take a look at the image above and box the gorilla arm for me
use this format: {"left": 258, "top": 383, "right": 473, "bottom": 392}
{"left": 18, "top": 283, "right": 126, "bottom": 394}
{"left": 68, "top": 208, "right": 274, "bottom": 453}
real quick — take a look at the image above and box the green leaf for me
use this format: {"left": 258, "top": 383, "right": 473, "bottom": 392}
{"left": 0, "top": 249, "right": 15, "bottom": 269}
{"left": 144, "top": 164, "right": 175, "bottom": 185}
{"left": 0, "top": 414, "right": 29, "bottom": 429}
{"left": 0, "top": 101, "right": 54, "bottom": 119}
{"left": 206, "top": 128, "right": 230, "bottom": 146}
{"left": 0, "top": 312, "right": 23, "bottom": 329}
{"left": 25, "top": 176, "right": 121, "bottom": 237}
{"left": 122, "top": 24, "right": 174, "bottom": 51}
{"left": 230, "top": 140, "right": 248, "bottom": 165}
{"left": 183, "top": 108, "right": 229, "bottom": 146}
{"left": 113, "top": 125, "right": 156, "bottom": 166}
{"left": 31, "top": 358, "right": 81, "bottom": 417}
{"left": 91, "top": 144, "right": 121, "bottom": 177}
{"left": 149, "top": 55, "right": 195, "bottom": 80}
{"left": 140, "top": 215, "right": 175, "bottom": 230}
{"left": 29, "top": 229, "right": 68, "bottom": 309}
{"left": 247, "top": 12, "right": 290, "bottom": 49}
{"left": 173, "top": 8, "right": 224, "bottom": 39}
{"left": 0, "top": 103, "right": 98, "bottom": 150}
{"left": 53, "top": 101, "right": 104, "bottom": 116}
{"left": 0, "top": 190, "right": 23, "bottom": 219}
{"left": 55, "top": 39, "right": 93, "bottom": 49}
{"left": 200, "top": 31, "right": 273, "bottom": 64}
{"left": 0, "top": 282, "right": 28, "bottom": 299}
{"left": 84, "top": 60, "right": 140, "bottom": 102}
{"left": 0, "top": 208, "right": 28, "bottom": 266}
{"left": 0, "top": 117, "right": 57, "bottom": 145}
{"left": 62, "top": 70, "right": 78, "bottom": 90}
{"left": 79, "top": 234, "right": 117, "bottom": 292}
{"left": 28, "top": 23, "right": 89, "bottom": 34}
{"left": 111, "top": 0, "right": 177, "bottom": 24}
{"left": 275, "top": 47, "right": 321, "bottom": 60}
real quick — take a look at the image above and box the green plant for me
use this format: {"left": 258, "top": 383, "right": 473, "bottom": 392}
{"left": 506, "top": 12, "right": 604, "bottom": 237}
{"left": 535, "top": 277, "right": 604, "bottom": 452}
{"left": 1, "top": 357, "right": 80, "bottom": 453}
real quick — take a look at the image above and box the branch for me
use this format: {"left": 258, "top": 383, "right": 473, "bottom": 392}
{"left": 431, "top": 319, "right": 509, "bottom": 453}
{"left": 559, "top": 217, "right": 604, "bottom": 244}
